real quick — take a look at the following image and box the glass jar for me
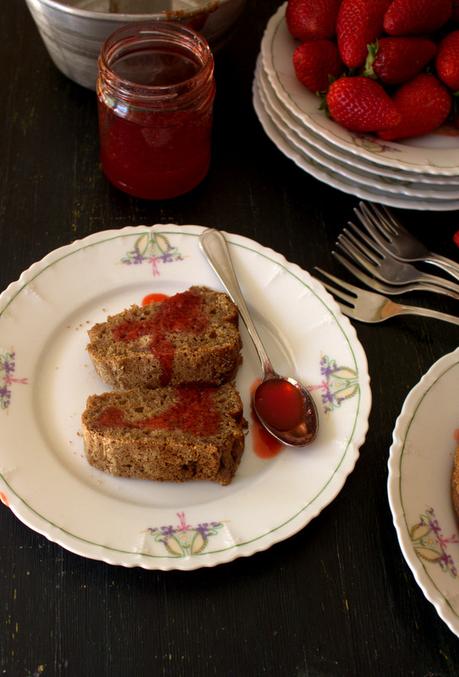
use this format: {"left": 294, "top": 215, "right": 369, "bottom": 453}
{"left": 97, "top": 22, "right": 215, "bottom": 200}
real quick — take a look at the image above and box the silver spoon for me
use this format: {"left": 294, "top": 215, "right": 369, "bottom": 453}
{"left": 199, "top": 228, "right": 318, "bottom": 447}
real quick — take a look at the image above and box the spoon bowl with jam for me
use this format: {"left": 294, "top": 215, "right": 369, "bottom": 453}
{"left": 199, "top": 229, "right": 318, "bottom": 447}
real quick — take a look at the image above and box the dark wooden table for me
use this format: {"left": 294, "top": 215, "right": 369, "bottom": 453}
{"left": 1, "top": 1, "right": 458, "bottom": 675}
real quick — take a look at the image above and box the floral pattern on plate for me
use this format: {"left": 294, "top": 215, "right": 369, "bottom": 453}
{"left": 410, "top": 507, "right": 459, "bottom": 577}
{"left": 0, "top": 350, "right": 28, "bottom": 410}
{"left": 147, "top": 512, "right": 224, "bottom": 558}
{"left": 310, "top": 355, "right": 359, "bottom": 414}
{"left": 122, "top": 232, "right": 184, "bottom": 276}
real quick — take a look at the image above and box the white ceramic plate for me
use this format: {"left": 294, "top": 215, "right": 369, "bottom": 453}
{"left": 258, "top": 59, "right": 459, "bottom": 189}
{"left": 261, "top": 3, "right": 459, "bottom": 177}
{"left": 253, "top": 76, "right": 459, "bottom": 211}
{"left": 0, "top": 225, "right": 371, "bottom": 570}
{"left": 257, "top": 63, "right": 459, "bottom": 201}
{"left": 388, "top": 348, "right": 459, "bottom": 637}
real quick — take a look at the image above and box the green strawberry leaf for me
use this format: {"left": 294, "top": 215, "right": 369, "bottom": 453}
{"left": 363, "top": 40, "right": 379, "bottom": 80}
{"left": 319, "top": 92, "right": 330, "bottom": 116}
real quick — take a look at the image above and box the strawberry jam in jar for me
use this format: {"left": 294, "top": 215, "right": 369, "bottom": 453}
{"left": 97, "top": 22, "right": 215, "bottom": 200}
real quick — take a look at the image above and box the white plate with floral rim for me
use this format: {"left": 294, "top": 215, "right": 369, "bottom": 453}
{"left": 253, "top": 77, "right": 459, "bottom": 211}
{"left": 0, "top": 225, "right": 371, "bottom": 570}
{"left": 256, "top": 63, "right": 459, "bottom": 202}
{"left": 257, "top": 57, "right": 459, "bottom": 189}
{"left": 261, "top": 3, "right": 459, "bottom": 177}
{"left": 388, "top": 348, "right": 459, "bottom": 637}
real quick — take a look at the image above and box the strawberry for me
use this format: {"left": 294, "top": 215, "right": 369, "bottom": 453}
{"left": 364, "top": 38, "right": 437, "bottom": 85}
{"left": 337, "top": 0, "right": 392, "bottom": 69}
{"left": 454, "top": 0, "right": 459, "bottom": 22}
{"left": 326, "top": 76, "right": 401, "bottom": 132}
{"left": 384, "top": 0, "right": 452, "bottom": 36}
{"left": 293, "top": 40, "right": 343, "bottom": 92}
{"left": 286, "top": 0, "right": 341, "bottom": 41}
{"left": 436, "top": 31, "right": 459, "bottom": 90}
{"left": 378, "top": 74, "right": 452, "bottom": 140}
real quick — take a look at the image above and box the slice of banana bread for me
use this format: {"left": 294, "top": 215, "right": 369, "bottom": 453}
{"left": 87, "top": 286, "right": 241, "bottom": 389}
{"left": 81, "top": 383, "right": 246, "bottom": 485}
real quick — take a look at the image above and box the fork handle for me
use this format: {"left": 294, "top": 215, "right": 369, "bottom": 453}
{"left": 418, "top": 268, "right": 459, "bottom": 292}
{"left": 395, "top": 303, "right": 459, "bottom": 325}
{"left": 425, "top": 253, "right": 459, "bottom": 282}
{"left": 396, "top": 281, "right": 459, "bottom": 300}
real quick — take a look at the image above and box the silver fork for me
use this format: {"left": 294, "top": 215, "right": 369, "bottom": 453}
{"left": 354, "top": 202, "right": 459, "bottom": 282}
{"left": 335, "top": 224, "right": 459, "bottom": 299}
{"left": 314, "top": 268, "right": 459, "bottom": 325}
{"left": 331, "top": 250, "right": 459, "bottom": 299}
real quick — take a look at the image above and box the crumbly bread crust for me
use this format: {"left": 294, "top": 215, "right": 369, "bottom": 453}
{"left": 452, "top": 445, "right": 459, "bottom": 521}
{"left": 87, "top": 286, "right": 241, "bottom": 389}
{"left": 81, "top": 383, "right": 245, "bottom": 485}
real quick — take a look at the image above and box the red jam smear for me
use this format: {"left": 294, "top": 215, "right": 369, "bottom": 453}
{"left": 250, "top": 380, "right": 283, "bottom": 459}
{"left": 112, "top": 289, "right": 208, "bottom": 386}
{"left": 142, "top": 293, "right": 169, "bottom": 306}
{"left": 95, "top": 386, "right": 220, "bottom": 437}
{"left": 254, "top": 379, "right": 304, "bottom": 432}
{"left": 454, "top": 230, "right": 459, "bottom": 248}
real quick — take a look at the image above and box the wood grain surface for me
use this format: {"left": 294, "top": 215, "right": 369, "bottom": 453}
{"left": 0, "top": 1, "right": 458, "bottom": 675}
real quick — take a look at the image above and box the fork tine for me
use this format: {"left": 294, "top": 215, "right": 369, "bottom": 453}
{"left": 315, "top": 278, "right": 356, "bottom": 307}
{"left": 331, "top": 302, "right": 357, "bottom": 320}
{"left": 359, "top": 202, "right": 390, "bottom": 236}
{"left": 367, "top": 202, "right": 400, "bottom": 236}
{"left": 332, "top": 250, "right": 381, "bottom": 290}
{"left": 314, "top": 267, "right": 358, "bottom": 306}
{"left": 354, "top": 202, "right": 393, "bottom": 247}
{"left": 346, "top": 220, "right": 385, "bottom": 257}
{"left": 341, "top": 224, "right": 381, "bottom": 263}
{"left": 336, "top": 235, "right": 377, "bottom": 276}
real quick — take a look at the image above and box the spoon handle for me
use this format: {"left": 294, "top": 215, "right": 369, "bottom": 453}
{"left": 199, "top": 229, "right": 275, "bottom": 378}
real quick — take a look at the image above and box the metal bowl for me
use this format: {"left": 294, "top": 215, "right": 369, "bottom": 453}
{"left": 25, "top": 0, "right": 246, "bottom": 89}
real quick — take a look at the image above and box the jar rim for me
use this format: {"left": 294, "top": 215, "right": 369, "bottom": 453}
{"left": 98, "top": 20, "right": 214, "bottom": 97}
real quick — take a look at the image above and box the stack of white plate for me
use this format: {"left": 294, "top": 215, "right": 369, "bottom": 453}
{"left": 254, "top": 3, "right": 459, "bottom": 211}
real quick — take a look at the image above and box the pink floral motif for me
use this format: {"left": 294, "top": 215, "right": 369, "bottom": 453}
{"left": 410, "top": 507, "right": 459, "bottom": 577}
{"left": 147, "top": 511, "right": 223, "bottom": 557}
{"left": 122, "top": 233, "right": 184, "bottom": 277}
{"left": 351, "top": 134, "right": 402, "bottom": 154}
{"left": 309, "top": 355, "right": 359, "bottom": 413}
{"left": 0, "top": 351, "right": 28, "bottom": 410}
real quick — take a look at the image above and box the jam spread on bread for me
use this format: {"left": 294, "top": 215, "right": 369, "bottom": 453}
{"left": 95, "top": 386, "right": 221, "bottom": 437}
{"left": 112, "top": 289, "right": 209, "bottom": 386}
